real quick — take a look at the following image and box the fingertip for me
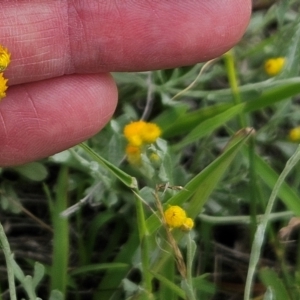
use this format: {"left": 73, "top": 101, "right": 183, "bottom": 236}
{"left": 0, "top": 73, "right": 118, "bottom": 166}
{"left": 69, "top": 0, "right": 252, "bottom": 72}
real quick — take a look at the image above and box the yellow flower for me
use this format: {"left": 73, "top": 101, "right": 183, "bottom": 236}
{"left": 124, "top": 121, "right": 147, "bottom": 147}
{"left": 0, "top": 45, "right": 11, "bottom": 72}
{"left": 181, "top": 218, "right": 194, "bottom": 231}
{"left": 124, "top": 121, "right": 161, "bottom": 146}
{"left": 164, "top": 206, "right": 187, "bottom": 228}
{"left": 141, "top": 123, "right": 161, "bottom": 144}
{"left": 289, "top": 127, "right": 300, "bottom": 142}
{"left": 0, "top": 73, "right": 8, "bottom": 99}
{"left": 264, "top": 57, "right": 285, "bottom": 76}
{"left": 125, "top": 144, "right": 142, "bottom": 165}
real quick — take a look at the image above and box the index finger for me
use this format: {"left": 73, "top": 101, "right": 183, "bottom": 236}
{"left": 1, "top": 0, "right": 252, "bottom": 85}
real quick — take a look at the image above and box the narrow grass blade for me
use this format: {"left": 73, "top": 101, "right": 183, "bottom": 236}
{"left": 150, "top": 270, "right": 186, "bottom": 299}
{"left": 79, "top": 143, "right": 138, "bottom": 189}
{"left": 70, "top": 263, "right": 129, "bottom": 276}
{"left": 174, "top": 104, "right": 244, "bottom": 149}
{"left": 259, "top": 268, "right": 290, "bottom": 300}
{"left": 50, "top": 166, "right": 69, "bottom": 296}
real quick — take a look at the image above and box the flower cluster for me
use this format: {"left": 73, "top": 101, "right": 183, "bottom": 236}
{"left": 164, "top": 205, "right": 194, "bottom": 231}
{"left": 124, "top": 121, "right": 161, "bottom": 165}
{"left": 264, "top": 57, "right": 285, "bottom": 76}
{"left": 0, "top": 73, "right": 8, "bottom": 99}
{"left": 0, "top": 45, "right": 11, "bottom": 101}
{"left": 124, "top": 121, "right": 161, "bottom": 147}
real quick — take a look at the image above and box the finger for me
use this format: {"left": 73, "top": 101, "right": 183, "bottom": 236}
{"left": 0, "top": 0, "right": 252, "bottom": 85}
{"left": 0, "top": 73, "right": 118, "bottom": 166}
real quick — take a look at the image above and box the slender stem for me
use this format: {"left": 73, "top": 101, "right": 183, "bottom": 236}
{"left": 171, "top": 59, "right": 218, "bottom": 101}
{"left": 141, "top": 72, "right": 154, "bottom": 121}
{"left": 181, "top": 234, "right": 197, "bottom": 300}
{"left": 249, "top": 135, "right": 258, "bottom": 240}
{"left": 186, "top": 234, "right": 193, "bottom": 285}
{"left": 0, "top": 223, "right": 17, "bottom": 300}
{"left": 199, "top": 211, "right": 293, "bottom": 224}
{"left": 134, "top": 189, "right": 152, "bottom": 295}
{"left": 223, "top": 50, "right": 246, "bottom": 128}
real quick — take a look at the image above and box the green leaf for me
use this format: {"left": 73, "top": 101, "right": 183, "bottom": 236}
{"left": 181, "top": 279, "right": 197, "bottom": 300}
{"left": 150, "top": 271, "right": 185, "bottom": 299}
{"left": 32, "top": 262, "right": 45, "bottom": 289}
{"left": 23, "top": 275, "right": 36, "bottom": 299}
{"left": 259, "top": 268, "right": 290, "bottom": 300}
{"left": 70, "top": 263, "right": 129, "bottom": 276}
{"left": 192, "top": 274, "right": 216, "bottom": 294}
{"left": 79, "top": 143, "right": 138, "bottom": 189}
{"left": 280, "top": 17, "right": 300, "bottom": 78}
{"left": 49, "top": 290, "right": 64, "bottom": 300}
{"left": 174, "top": 104, "right": 244, "bottom": 149}
{"left": 11, "top": 258, "right": 26, "bottom": 282}
{"left": 12, "top": 162, "right": 48, "bottom": 181}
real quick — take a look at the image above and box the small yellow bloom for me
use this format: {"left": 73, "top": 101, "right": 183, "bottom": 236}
{"left": 264, "top": 57, "right": 285, "bottom": 76}
{"left": 181, "top": 218, "right": 194, "bottom": 231}
{"left": 125, "top": 144, "right": 142, "bottom": 165}
{"left": 289, "top": 127, "right": 300, "bottom": 142}
{"left": 141, "top": 123, "right": 161, "bottom": 144}
{"left": 0, "top": 73, "right": 8, "bottom": 99}
{"left": 0, "top": 45, "right": 11, "bottom": 72}
{"left": 124, "top": 121, "right": 147, "bottom": 146}
{"left": 123, "top": 121, "right": 161, "bottom": 146}
{"left": 164, "top": 206, "right": 187, "bottom": 228}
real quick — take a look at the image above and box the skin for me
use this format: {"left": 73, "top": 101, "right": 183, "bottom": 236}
{"left": 0, "top": 0, "right": 252, "bottom": 167}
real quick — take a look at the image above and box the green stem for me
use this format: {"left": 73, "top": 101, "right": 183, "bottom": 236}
{"left": 180, "top": 234, "right": 197, "bottom": 300}
{"left": 199, "top": 211, "right": 293, "bottom": 224}
{"left": 223, "top": 50, "right": 246, "bottom": 128}
{"left": 134, "top": 189, "right": 152, "bottom": 295}
{"left": 50, "top": 166, "right": 69, "bottom": 296}
{"left": 0, "top": 223, "right": 17, "bottom": 300}
{"left": 248, "top": 135, "right": 258, "bottom": 240}
{"left": 186, "top": 234, "right": 194, "bottom": 286}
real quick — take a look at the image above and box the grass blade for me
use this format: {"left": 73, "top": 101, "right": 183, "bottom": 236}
{"left": 50, "top": 166, "right": 69, "bottom": 296}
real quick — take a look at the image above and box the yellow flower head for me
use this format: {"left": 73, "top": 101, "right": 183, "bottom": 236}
{"left": 289, "top": 127, "right": 300, "bottom": 143}
{"left": 181, "top": 218, "right": 194, "bottom": 231}
{"left": 124, "top": 121, "right": 146, "bottom": 147}
{"left": 0, "top": 45, "right": 11, "bottom": 72}
{"left": 164, "top": 206, "right": 187, "bottom": 228}
{"left": 0, "top": 73, "right": 8, "bottom": 99}
{"left": 124, "top": 121, "right": 161, "bottom": 146}
{"left": 125, "top": 144, "right": 142, "bottom": 165}
{"left": 141, "top": 123, "right": 161, "bottom": 144}
{"left": 264, "top": 57, "right": 285, "bottom": 76}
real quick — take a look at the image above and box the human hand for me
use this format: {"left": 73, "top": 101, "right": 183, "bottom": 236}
{"left": 0, "top": 0, "right": 251, "bottom": 166}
